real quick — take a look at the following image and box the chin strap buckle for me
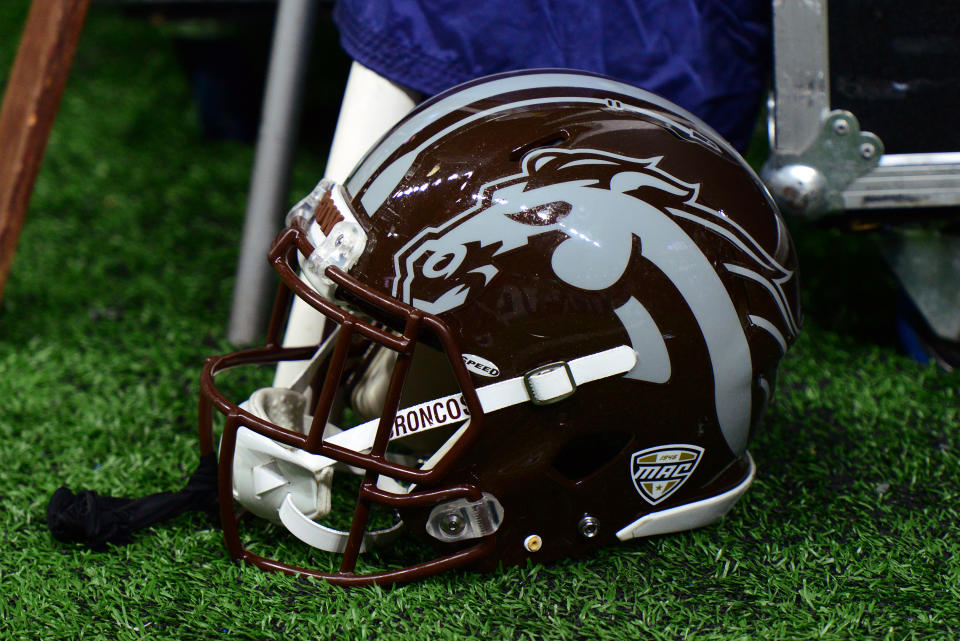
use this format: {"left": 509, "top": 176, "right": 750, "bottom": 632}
{"left": 523, "top": 361, "right": 577, "bottom": 405}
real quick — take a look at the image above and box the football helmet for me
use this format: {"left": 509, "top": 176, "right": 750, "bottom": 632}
{"left": 199, "top": 69, "right": 801, "bottom": 585}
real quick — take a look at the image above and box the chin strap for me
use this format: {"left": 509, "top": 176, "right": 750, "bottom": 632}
{"left": 242, "top": 345, "right": 638, "bottom": 554}
{"left": 261, "top": 344, "right": 638, "bottom": 472}
{"left": 365, "top": 344, "right": 633, "bottom": 443}
{"left": 46, "top": 453, "right": 219, "bottom": 551}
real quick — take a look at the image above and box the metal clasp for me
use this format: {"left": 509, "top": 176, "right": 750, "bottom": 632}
{"left": 523, "top": 361, "right": 576, "bottom": 405}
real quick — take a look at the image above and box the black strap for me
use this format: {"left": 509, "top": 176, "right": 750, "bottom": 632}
{"left": 47, "top": 453, "right": 219, "bottom": 550}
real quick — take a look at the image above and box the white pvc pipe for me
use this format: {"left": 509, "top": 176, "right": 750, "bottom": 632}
{"left": 273, "top": 62, "right": 419, "bottom": 388}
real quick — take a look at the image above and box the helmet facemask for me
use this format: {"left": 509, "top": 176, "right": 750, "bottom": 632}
{"left": 200, "top": 181, "right": 501, "bottom": 584}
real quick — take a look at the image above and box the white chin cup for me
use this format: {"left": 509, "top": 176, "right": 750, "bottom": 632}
{"left": 232, "top": 388, "right": 337, "bottom": 522}
{"left": 233, "top": 426, "right": 335, "bottom": 522}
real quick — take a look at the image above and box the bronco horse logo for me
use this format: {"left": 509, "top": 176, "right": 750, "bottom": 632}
{"left": 391, "top": 148, "right": 799, "bottom": 455}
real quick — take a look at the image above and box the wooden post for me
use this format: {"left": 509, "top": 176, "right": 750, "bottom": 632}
{"left": 0, "top": 0, "right": 90, "bottom": 302}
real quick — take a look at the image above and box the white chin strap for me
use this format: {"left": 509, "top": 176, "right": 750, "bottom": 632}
{"left": 231, "top": 345, "right": 638, "bottom": 554}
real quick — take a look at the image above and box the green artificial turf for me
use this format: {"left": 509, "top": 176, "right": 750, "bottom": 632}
{"left": 1, "top": 5, "right": 958, "bottom": 640}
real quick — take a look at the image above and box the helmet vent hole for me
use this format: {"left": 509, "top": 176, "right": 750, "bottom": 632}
{"left": 509, "top": 130, "right": 570, "bottom": 161}
{"left": 550, "top": 432, "right": 632, "bottom": 484}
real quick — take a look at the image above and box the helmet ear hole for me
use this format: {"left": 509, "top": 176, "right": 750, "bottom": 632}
{"left": 549, "top": 432, "right": 633, "bottom": 485}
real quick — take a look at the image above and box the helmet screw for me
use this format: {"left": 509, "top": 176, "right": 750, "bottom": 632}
{"left": 578, "top": 515, "right": 599, "bottom": 539}
{"left": 859, "top": 142, "right": 876, "bottom": 159}
{"left": 832, "top": 119, "right": 850, "bottom": 135}
{"left": 439, "top": 512, "right": 466, "bottom": 536}
{"left": 523, "top": 534, "right": 543, "bottom": 552}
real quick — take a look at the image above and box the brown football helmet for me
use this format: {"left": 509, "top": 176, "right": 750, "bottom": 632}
{"left": 199, "top": 69, "right": 801, "bottom": 586}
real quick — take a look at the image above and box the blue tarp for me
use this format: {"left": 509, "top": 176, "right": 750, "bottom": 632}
{"left": 333, "top": 0, "right": 771, "bottom": 152}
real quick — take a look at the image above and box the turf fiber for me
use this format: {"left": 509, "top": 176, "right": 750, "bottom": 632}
{"left": 0, "top": 5, "right": 958, "bottom": 640}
